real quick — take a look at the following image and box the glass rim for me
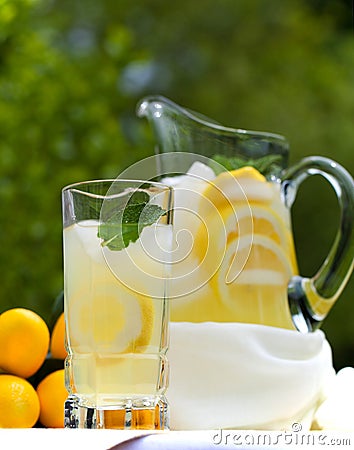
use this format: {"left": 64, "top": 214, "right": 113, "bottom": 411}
{"left": 62, "top": 178, "right": 173, "bottom": 195}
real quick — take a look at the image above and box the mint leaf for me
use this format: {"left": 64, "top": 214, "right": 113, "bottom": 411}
{"left": 98, "top": 190, "right": 166, "bottom": 251}
{"left": 98, "top": 223, "right": 135, "bottom": 251}
{"left": 210, "top": 154, "right": 283, "bottom": 177}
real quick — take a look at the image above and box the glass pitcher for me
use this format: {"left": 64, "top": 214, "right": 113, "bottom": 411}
{"left": 137, "top": 96, "right": 354, "bottom": 333}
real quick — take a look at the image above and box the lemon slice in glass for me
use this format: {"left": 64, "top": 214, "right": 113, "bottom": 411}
{"left": 67, "top": 283, "right": 154, "bottom": 354}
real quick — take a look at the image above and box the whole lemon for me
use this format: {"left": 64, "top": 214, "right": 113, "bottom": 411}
{"left": 50, "top": 312, "right": 67, "bottom": 360}
{"left": 0, "top": 374, "right": 40, "bottom": 428}
{"left": 0, "top": 308, "right": 50, "bottom": 378}
{"left": 37, "top": 369, "right": 67, "bottom": 428}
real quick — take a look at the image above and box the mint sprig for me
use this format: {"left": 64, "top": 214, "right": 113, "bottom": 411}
{"left": 98, "top": 190, "right": 166, "bottom": 251}
{"left": 210, "top": 154, "right": 283, "bottom": 177}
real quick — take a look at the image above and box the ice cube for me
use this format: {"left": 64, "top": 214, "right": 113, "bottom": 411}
{"left": 73, "top": 220, "right": 105, "bottom": 264}
{"left": 186, "top": 161, "right": 216, "bottom": 181}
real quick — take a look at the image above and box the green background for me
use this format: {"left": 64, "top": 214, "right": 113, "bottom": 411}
{"left": 0, "top": 0, "right": 353, "bottom": 369}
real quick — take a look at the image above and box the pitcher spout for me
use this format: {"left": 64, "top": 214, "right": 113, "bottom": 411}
{"left": 136, "top": 95, "right": 289, "bottom": 177}
{"left": 137, "top": 95, "right": 202, "bottom": 155}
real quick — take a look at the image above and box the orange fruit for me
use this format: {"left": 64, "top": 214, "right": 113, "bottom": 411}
{"left": 0, "top": 308, "right": 50, "bottom": 378}
{"left": 37, "top": 369, "right": 67, "bottom": 428}
{"left": 50, "top": 313, "right": 67, "bottom": 359}
{"left": 0, "top": 374, "right": 40, "bottom": 428}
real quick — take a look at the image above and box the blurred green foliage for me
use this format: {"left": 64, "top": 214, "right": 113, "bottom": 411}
{"left": 0, "top": 0, "right": 353, "bottom": 368}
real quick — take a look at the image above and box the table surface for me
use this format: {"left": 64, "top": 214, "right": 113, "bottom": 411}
{"left": 1, "top": 429, "right": 353, "bottom": 450}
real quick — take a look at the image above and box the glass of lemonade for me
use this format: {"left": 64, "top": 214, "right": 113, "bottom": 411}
{"left": 62, "top": 179, "right": 173, "bottom": 429}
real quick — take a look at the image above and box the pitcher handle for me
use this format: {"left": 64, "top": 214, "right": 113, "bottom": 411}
{"left": 281, "top": 156, "right": 354, "bottom": 332}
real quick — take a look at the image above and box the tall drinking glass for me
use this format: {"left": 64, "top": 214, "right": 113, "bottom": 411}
{"left": 62, "top": 179, "right": 173, "bottom": 429}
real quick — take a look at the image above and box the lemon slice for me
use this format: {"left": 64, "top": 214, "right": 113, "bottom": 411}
{"left": 193, "top": 201, "right": 295, "bottom": 268}
{"left": 67, "top": 282, "right": 154, "bottom": 354}
{"left": 190, "top": 199, "right": 298, "bottom": 322}
{"left": 199, "top": 166, "right": 274, "bottom": 215}
{"left": 222, "top": 234, "right": 294, "bottom": 285}
{"left": 222, "top": 203, "right": 291, "bottom": 246}
{"left": 207, "top": 233, "right": 296, "bottom": 327}
{"left": 210, "top": 232, "right": 294, "bottom": 309}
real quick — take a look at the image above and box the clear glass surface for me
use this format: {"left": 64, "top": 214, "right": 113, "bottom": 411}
{"left": 62, "top": 179, "right": 173, "bottom": 429}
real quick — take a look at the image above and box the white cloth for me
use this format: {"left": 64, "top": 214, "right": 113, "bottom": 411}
{"left": 313, "top": 367, "right": 354, "bottom": 431}
{"left": 168, "top": 322, "right": 334, "bottom": 431}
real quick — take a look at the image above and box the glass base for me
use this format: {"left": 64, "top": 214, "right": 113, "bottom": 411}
{"left": 64, "top": 395, "right": 169, "bottom": 430}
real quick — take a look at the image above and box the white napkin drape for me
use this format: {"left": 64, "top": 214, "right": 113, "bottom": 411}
{"left": 168, "top": 322, "right": 334, "bottom": 431}
{"left": 312, "top": 367, "right": 354, "bottom": 431}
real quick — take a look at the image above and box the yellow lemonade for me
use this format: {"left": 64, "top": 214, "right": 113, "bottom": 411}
{"left": 169, "top": 163, "right": 298, "bottom": 329}
{"left": 63, "top": 220, "right": 171, "bottom": 409}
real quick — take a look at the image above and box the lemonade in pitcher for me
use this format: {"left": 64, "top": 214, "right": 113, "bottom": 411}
{"left": 62, "top": 180, "right": 173, "bottom": 429}
{"left": 164, "top": 161, "right": 298, "bottom": 329}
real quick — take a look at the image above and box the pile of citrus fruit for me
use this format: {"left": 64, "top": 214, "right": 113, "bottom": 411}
{"left": 0, "top": 304, "right": 67, "bottom": 428}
